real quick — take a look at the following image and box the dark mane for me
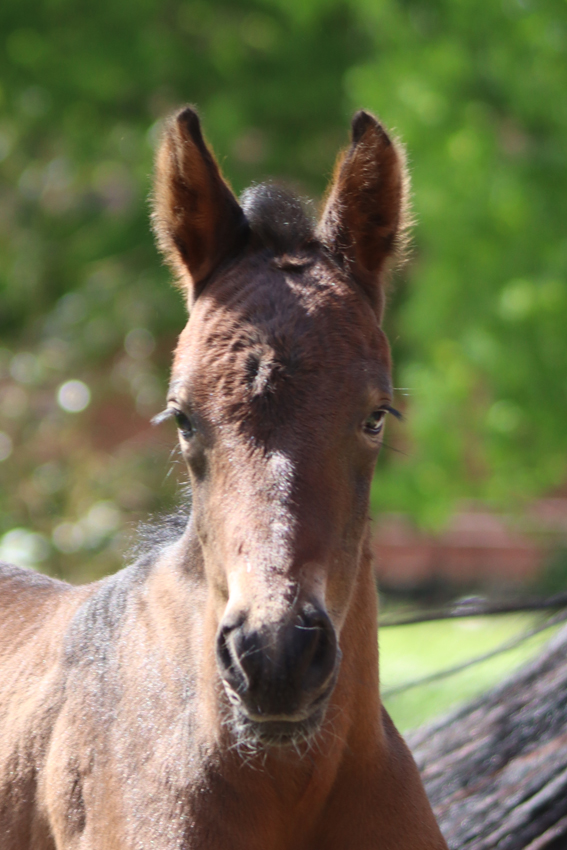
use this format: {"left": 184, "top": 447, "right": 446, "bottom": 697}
{"left": 240, "top": 183, "right": 315, "bottom": 254}
{"left": 129, "top": 505, "right": 190, "bottom": 565}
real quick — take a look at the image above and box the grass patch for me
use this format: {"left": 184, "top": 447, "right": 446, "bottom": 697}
{"left": 379, "top": 614, "right": 560, "bottom": 732}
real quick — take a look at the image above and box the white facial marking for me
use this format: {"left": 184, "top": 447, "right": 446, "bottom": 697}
{"left": 265, "top": 451, "right": 296, "bottom": 571}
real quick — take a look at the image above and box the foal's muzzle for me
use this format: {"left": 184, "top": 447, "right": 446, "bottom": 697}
{"left": 216, "top": 604, "right": 338, "bottom": 728}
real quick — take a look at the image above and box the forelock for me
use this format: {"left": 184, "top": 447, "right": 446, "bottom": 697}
{"left": 240, "top": 183, "right": 315, "bottom": 255}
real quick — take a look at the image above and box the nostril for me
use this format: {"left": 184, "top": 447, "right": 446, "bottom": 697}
{"left": 296, "top": 609, "right": 337, "bottom": 695}
{"left": 216, "top": 626, "right": 234, "bottom": 677}
{"left": 216, "top": 620, "right": 264, "bottom": 695}
{"left": 216, "top": 621, "right": 251, "bottom": 697}
{"left": 310, "top": 628, "right": 328, "bottom": 670}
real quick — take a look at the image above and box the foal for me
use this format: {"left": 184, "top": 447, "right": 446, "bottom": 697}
{"left": 0, "top": 108, "right": 448, "bottom": 850}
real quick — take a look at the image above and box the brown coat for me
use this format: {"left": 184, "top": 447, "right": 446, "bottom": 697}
{"left": 0, "top": 108, "right": 447, "bottom": 850}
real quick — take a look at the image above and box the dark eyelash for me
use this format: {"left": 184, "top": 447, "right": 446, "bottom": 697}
{"left": 384, "top": 405, "right": 403, "bottom": 421}
{"left": 151, "top": 408, "right": 176, "bottom": 426}
{"left": 154, "top": 406, "right": 403, "bottom": 426}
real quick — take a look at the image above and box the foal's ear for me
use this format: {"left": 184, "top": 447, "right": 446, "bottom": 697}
{"left": 318, "top": 111, "right": 410, "bottom": 317}
{"left": 152, "top": 107, "right": 248, "bottom": 304}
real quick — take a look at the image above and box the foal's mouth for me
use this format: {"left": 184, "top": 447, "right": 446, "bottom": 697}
{"left": 224, "top": 679, "right": 336, "bottom": 748}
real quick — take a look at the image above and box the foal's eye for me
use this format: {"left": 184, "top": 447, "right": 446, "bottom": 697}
{"left": 363, "top": 405, "right": 402, "bottom": 438}
{"left": 363, "top": 409, "right": 387, "bottom": 437}
{"left": 173, "top": 410, "right": 195, "bottom": 439}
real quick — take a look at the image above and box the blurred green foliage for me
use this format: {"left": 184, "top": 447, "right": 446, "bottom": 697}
{"left": 0, "top": 0, "right": 566, "bottom": 579}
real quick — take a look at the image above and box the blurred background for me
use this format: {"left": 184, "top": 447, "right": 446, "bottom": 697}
{"left": 1, "top": 0, "right": 566, "bottom": 728}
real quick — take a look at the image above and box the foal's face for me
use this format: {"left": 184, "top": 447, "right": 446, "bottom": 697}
{"left": 172, "top": 253, "right": 393, "bottom": 609}
{"left": 153, "top": 107, "right": 408, "bottom": 743}
{"left": 170, "top": 256, "right": 392, "bottom": 740}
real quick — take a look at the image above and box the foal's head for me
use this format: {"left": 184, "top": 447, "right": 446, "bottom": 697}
{"left": 153, "top": 108, "right": 408, "bottom": 745}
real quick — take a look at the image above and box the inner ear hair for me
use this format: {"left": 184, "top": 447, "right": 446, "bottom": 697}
{"left": 151, "top": 106, "right": 248, "bottom": 304}
{"left": 317, "top": 110, "right": 412, "bottom": 315}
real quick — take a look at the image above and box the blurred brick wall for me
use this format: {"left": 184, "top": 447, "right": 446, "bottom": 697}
{"left": 372, "top": 500, "right": 567, "bottom": 589}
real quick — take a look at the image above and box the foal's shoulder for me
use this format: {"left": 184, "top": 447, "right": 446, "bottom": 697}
{"left": 0, "top": 563, "right": 80, "bottom": 663}
{"left": 63, "top": 560, "right": 153, "bottom": 665}
{"left": 0, "top": 561, "right": 71, "bottom": 608}
{"left": 0, "top": 560, "right": 88, "bottom": 622}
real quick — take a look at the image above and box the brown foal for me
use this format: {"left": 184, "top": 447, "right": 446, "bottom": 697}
{"left": 0, "top": 108, "right": 448, "bottom": 850}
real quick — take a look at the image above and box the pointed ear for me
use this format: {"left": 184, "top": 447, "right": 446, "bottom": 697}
{"left": 152, "top": 106, "right": 248, "bottom": 304}
{"left": 317, "top": 111, "right": 410, "bottom": 317}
